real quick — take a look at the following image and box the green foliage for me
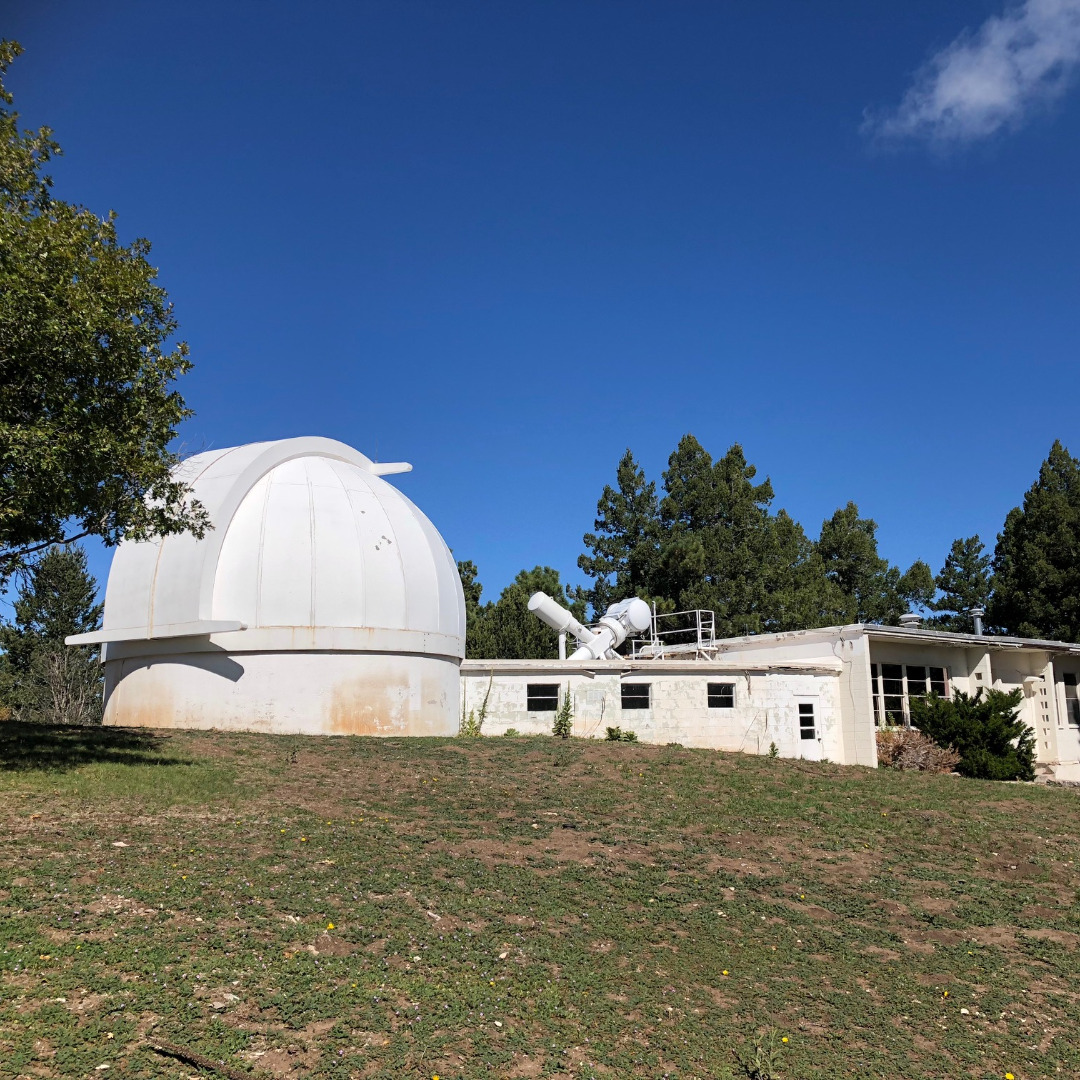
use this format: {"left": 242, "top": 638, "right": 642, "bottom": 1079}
{"left": 578, "top": 449, "right": 662, "bottom": 618}
{"left": 552, "top": 689, "right": 573, "bottom": 738}
{"left": 0, "top": 544, "right": 103, "bottom": 724}
{"left": 605, "top": 725, "right": 638, "bottom": 742}
{"left": 459, "top": 674, "right": 491, "bottom": 737}
{"left": 990, "top": 440, "right": 1080, "bottom": 642}
{"left": 927, "top": 535, "right": 991, "bottom": 632}
{"left": 0, "top": 41, "right": 206, "bottom": 583}
{"left": 909, "top": 688, "right": 1035, "bottom": 781}
{"left": 502, "top": 728, "right": 519, "bottom": 737}
{"left": 817, "top": 502, "right": 934, "bottom": 624}
{"left": 459, "top": 562, "right": 586, "bottom": 660}
{"left": 768, "top": 741, "right": 779, "bottom": 759}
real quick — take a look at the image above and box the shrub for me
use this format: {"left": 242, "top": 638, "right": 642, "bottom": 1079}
{"left": 876, "top": 727, "right": 960, "bottom": 773}
{"left": 909, "top": 688, "right": 1035, "bottom": 781}
{"left": 552, "top": 691, "right": 573, "bottom": 739}
{"left": 605, "top": 726, "right": 638, "bottom": 742}
{"left": 502, "top": 728, "right": 519, "bottom": 737}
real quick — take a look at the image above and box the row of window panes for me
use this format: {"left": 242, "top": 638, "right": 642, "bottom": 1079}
{"left": 870, "top": 663, "right": 947, "bottom": 726}
{"left": 525, "top": 681, "right": 738, "bottom": 712}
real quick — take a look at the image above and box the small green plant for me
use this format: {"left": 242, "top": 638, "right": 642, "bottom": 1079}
{"left": 605, "top": 726, "right": 638, "bottom": 742}
{"left": 732, "top": 1029, "right": 786, "bottom": 1079}
{"left": 459, "top": 672, "right": 492, "bottom": 737}
{"left": 768, "top": 742, "right": 779, "bottom": 758}
{"left": 502, "top": 727, "right": 519, "bottom": 737}
{"left": 552, "top": 689, "right": 573, "bottom": 739}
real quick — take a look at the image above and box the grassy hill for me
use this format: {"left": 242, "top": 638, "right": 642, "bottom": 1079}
{"left": 1, "top": 725, "right": 1078, "bottom": 1079}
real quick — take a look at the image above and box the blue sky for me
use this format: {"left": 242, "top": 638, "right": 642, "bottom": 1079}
{"left": 6, "top": 1, "right": 1080, "bottom": 606}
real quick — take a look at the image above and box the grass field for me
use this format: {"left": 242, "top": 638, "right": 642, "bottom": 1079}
{"left": 2, "top": 724, "right": 1079, "bottom": 1080}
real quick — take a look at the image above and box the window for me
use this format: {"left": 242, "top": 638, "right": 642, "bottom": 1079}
{"left": 929, "top": 667, "right": 947, "bottom": 697}
{"left": 799, "top": 702, "right": 816, "bottom": 740}
{"left": 880, "top": 663, "right": 904, "bottom": 724}
{"left": 526, "top": 684, "right": 559, "bottom": 712}
{"left": 871, "top": 663, "right": 949, "bottom": 726}
{"left": 707, "top": 682, "right": 735, "bottom": 709}
{"left": 621, "top": 683, "right": 651, "bottom": 710}
{"left": 1063, "top": 673, "right": 1080, "bottom": 726}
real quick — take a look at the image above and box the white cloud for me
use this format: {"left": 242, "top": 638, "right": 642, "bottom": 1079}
{"left": 864, "top": 0, "right": 1080, "bottom": 144}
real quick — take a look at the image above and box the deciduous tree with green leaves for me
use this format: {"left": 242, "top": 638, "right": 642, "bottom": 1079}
{"left": 990, "top": 440, "right": 1080, "bottom": 642}
{"left": 0, "top": 544, "right": 103, "bottom": 724}
{"left": 0, "top": 40, "right": 206, "bottom": 584}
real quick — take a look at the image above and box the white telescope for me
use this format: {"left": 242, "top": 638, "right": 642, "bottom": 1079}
{"left": 528, "top": 591, "right": 652, "bottom": 661}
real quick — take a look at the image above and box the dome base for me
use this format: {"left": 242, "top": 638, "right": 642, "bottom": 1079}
{"left": 101, "top": 651, "right": 460, "bottom": 736}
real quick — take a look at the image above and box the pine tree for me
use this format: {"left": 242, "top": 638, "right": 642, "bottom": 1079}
{"left": 0, "top": 545, "right": 103, "bottom": 723}
{"left": 990, "top": 440, "right": 1080, "bottom": 641}
{"left": 577, "top": 450, "right": 661, "bottom": 618}
{"left": 458, "top": 563, "right": 585, "bottom": 660}
{"left": 927, "top": 536, "right": 991, "bottom": 632}
{"left": 816, "top": 502, "right": 932, "bottom": 624}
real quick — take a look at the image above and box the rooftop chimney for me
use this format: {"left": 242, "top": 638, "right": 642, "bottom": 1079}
{"left": 898, "top": 612, "right": 922, "bottom": 629}
{"left": 969, "top": 607, "right": 985, "bottom": 636}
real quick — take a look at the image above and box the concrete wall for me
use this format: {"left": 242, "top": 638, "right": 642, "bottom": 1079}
{"left": 460, "top": 660, "right": 845, "bottom": 762}
{"left": 102, "top": 648, "right": 460, "bottom": 736}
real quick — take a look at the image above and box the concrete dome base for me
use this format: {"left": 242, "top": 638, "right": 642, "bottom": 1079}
{"left": 102, "top": 645, "right": 459, "bottom": 736}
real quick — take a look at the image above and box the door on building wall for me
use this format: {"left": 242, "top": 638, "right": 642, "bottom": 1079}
{"left": 1057, "top": 673, "right": 1080, "bottom": 763}
{"left": 796, "top": 700, "right": 822, "bottom": 761}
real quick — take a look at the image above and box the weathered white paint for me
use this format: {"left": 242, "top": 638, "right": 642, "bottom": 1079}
{"left": 461, "top": 658, "right": 844, "bottom": 762}
{"left": 71, "top": 437, "right": 465, "bottom": 734}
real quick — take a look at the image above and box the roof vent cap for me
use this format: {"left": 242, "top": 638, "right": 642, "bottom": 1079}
{"left": 898, "top": 612, "right": 922, "bottom": 629}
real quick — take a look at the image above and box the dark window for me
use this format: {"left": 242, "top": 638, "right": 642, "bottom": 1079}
{"left": 929, "top": 667, "right": 947, "bottom": 697}
{"left": 799, "top": 702, "right": 816, "bottom": 740}
{"left": 1063, "top": 673, "right": 1080, "bottom": 725}
{"left": 707, "top": 682, "right": 735, "bottom": 708}
{"left": 526, "top": 684, "right": 559, "bottom": 712}
{"left": 622, "top": 683, "right": 651, "bottom": 710}
{"left": 880, "top": 663, "right": 904, "bottom": 723}
{"left": 906, "top": 666, "right": 928, "bottom": 696}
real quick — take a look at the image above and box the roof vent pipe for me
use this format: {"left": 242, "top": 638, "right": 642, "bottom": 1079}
{"left": 898, "top": 612, "right": 922, "bottom": 629}
{"left": 969, "top": 607, "right": 985, "bottom": 636}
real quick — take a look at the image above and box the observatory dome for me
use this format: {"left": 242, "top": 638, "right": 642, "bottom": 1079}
{"left": 73, "top": 437, "right": 466, "bottom": 736}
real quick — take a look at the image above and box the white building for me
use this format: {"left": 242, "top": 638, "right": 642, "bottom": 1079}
{"left": 461, "top": 622, "right": 1080, "bottom": 777}
{"left": 68, "top": 437, "right": 466, "bottom": 736}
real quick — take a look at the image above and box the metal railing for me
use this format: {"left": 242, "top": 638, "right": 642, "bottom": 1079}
{"left": 630, "top": 607, "right": 718, "bottom": 659}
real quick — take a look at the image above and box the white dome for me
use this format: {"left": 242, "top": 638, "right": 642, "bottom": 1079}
{"left": 91, "top": 437, "right": 465, "bottom": 657}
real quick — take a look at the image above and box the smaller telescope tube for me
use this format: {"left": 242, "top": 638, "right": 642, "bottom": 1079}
{"left": 528, "top": 592, "right": 596, "bottom": 645}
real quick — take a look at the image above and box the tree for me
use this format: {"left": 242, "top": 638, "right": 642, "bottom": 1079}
{"left": 0, "top": 41, "right": 206, "bottom": 584}
{"left": 460, "top": 563, "right": 586, "bottom": 660}
{"left": 578, "top": 449, "right": 661, "bottom": 618}
{"left": 927, "top": 536, "right": 991, "bottom": 632}
{"left": 0, "top": 544, "right": 103, "bottom": 723}
{"left": 909, "top": 688, "right": 1035, "bottom": 782}
{"left": 990, "top": 441, "right": 1080, "bottom": 641}
{"left": 485, "top": 566, "right": 586, "bottom": 660}
{"left": 653, "top": 436, "right": 844, "bottom": 636}
{"left": 457, "top": 559, "right": 496, "bottom": 659}
{"left": 817, "top": 502, "right": 933, "bottom": 624}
